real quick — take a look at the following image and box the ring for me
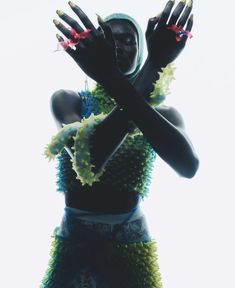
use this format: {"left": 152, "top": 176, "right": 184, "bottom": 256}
{"left": 70, "top": 28, "right": 92, "bottom": 40}
{"left": 167, "top": 25, "right": 193, "bottom": 42}
{"left": 56, "top": 28, "right": 92, "bottom": 51}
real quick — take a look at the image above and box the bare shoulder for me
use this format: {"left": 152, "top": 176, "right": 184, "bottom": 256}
{"left": 51, "top": 89, "right": 82, "bottom": 111}
{"left": 156, "top": 105, "right": 185, "bottom": 129}
{"left": 51, "top": 89, "right": 82, "bottom": 126}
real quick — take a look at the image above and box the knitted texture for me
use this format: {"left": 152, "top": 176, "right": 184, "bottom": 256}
{"left": 96, "top": 133, "right": 156, "bottom": 197}
{"left": 40, "top": 237, "right": 84, "bottom": 287}
{"left": 53, "top": 65, "right": 174, "bottom": 195}
{"left": 42, "top": 16, "right": 174, "bottom": 287}
{"left": 149, "top": 64, "right": 175, "bottom": 106}
{"left": 92, "top": 63, "right": 174, "bottom": 111}
{"left": 56, "top": 149, "right": 77, "bottom": 193}
{"left": 45, "top": 114, "right": 106, "bottom": 185}
{"left": 72, "top": 113, "right": 106, "bottom": 185}
{"left": 54, "top": 89, "right": 156, "bottom": 196}
{"left": 40, "top": 236, "right": 163, "bottom": 288}
{"left": 44, "top": 122, "right": 81, "bottom": 160}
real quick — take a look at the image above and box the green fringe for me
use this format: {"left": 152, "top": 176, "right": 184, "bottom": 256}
{"left": 92, "top": 64, "right": 175, "bottom": 111}
{"left": 111, "top": 241, "right": 163, "bottom": 288}
{"left": 40, "top": 237, "right": 84, "bottom": 287}
{"left": 45, "top": 114, "right": 106, "bottom": 186}
{"left": 149, "top": 64, "right": 175, "bottom": 107}
{"left": 98, "top": 133, "right": 156, "bottom": 197}
{"left": 45, "top": 114, "right": 155, "bottom": 194}
{"left": 72, "top": 113, "right": 106, "bottom": 185}
{"left": 91, "top": 84, "right": 116, "bottom": 114}
{"left": 55, "top": 132, "right": 156, "bottom": 197}
{"left": 44, "top": 122, "right": 81, "bottom": 161}
{"left": 40, "top": 236, "right": 163, "bottom": 288}
{"left": 56, "top": 149, "right": 78, "bottom": 193}
{"left": 48, "top": 66, "right": 174, "bottom": 194}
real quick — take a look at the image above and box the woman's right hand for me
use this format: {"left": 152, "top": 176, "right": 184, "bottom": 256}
{"left": 146, "top": 0, "right": 193, "bottom": 68}
{"left": 53, "top": 2, "right": 118, "bottom": 83}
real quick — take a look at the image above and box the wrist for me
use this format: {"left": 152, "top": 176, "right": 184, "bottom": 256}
{"left": 97, "top": 67, "right": 122, "bottom": 87}
{"left": 145, "top": 57, "right": 164, "bottom": 72}
{"left": 98, "top": 69, "right": 129, "bottom": 103}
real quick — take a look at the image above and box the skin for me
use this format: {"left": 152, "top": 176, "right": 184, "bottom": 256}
{"left": 106, "top": 19, "right": 138, "bottom": 75}
{"left": 51, "top": 0, "right": 199, "bottom": 213}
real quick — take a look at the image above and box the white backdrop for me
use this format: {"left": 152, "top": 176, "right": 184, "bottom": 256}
{"left": 1, "top": 0, "right": 234, "bottom": 287}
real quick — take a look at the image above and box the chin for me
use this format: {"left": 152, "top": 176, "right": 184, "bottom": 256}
{"left": 118, "top": 65, "right": 135, "bottom": 75}
{"left": 117, "top": 63, "right": 128, "bottom": 74}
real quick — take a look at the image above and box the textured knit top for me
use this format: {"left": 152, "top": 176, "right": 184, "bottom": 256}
{"left": 56, "top": 85, "right": 156, "bottom": 201}
{"left": 45, "top": 65, "right": 174, "bottom": 210}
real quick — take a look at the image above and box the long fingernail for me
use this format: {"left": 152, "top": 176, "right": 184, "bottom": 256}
{"left": 68, "top": 1, "right": 76, "bottom": 8}
{"left": 53, "top": 19, "right": 60, "bottom": 26}
{"left": 56, "top": 34, "right": 63, "bottom": 40}
{"left": 180, "top": 0, "right": 187, "bottom": 3}
{"left": 96, "top": 14, "right": 105, "bottom": 24}
{"left": 189, "top": 14, "right": 194, "bottom": 21}
{"left": 150, "top": 16, "right": 157, "bottom": 21}
{"left": 56, "top": 10, "right": 64, "bottom": 16}
{"left": 156, "top": 12, "right": 162, "bottom": 18}
{"left": 187, "top": 0, "right": 193, "bottom": 8}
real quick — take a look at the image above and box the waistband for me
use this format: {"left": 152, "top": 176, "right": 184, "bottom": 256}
{"left": 65, "top": 205, "right": 143, "bottom": 225}
{"left": 56, "top": 205, "right": 151, "bottom": 243}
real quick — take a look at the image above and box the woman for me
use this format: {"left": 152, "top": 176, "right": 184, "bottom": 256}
{"left": 42, "top": 1, "right": 198, "bottom": 287}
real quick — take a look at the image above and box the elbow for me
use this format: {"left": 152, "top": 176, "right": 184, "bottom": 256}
{"left": 181, "top": 155, "right": 200, "bottom": 179}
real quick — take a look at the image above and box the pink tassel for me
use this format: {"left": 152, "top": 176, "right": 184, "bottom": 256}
{"left": 167, "top": 24, "right": 193, "bottom": 42}
{"left": 69, "top": 28, "right": 91, "bottom": 40}
{"left": 55, "top": 29, "right": 92, "bottom": 52}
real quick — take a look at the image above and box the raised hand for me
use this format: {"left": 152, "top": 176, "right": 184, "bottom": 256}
{"left": 53, "top": 1, "right": 117, "bottom": 83}
{"left": 146, "top": 0, "right": 193, "bottom": 68}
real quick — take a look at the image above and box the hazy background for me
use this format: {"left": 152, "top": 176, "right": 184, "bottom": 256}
{"left": 1, "top": 0, "right": 234, "bottom": 287}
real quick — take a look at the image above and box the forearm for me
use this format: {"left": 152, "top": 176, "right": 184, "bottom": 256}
{"left": 90, "top": 106, "right": 134, "bottom": 172}
{"left": 133, "top": 58, "right": 162, "bottom": 98}
{"left": 90, "top": 60, "right": 163, "bottom": 171}
{"left": 97, "top": 70, "right": 198, "bottom": 178}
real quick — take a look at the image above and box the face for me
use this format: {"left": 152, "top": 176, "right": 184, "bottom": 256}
{"left": 106, "top": 19, "right": 138, "bottom": 75}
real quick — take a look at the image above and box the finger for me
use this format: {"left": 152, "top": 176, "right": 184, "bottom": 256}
{"left": 54, "top": 19, "right": 86, "bottom": 49}
{"left": 168, "top": 0, "right": 187, "bottom": 26}
{"left": 185, "top": 14, "right": 193, "bottom": 32}
{"left": 53, "top": 19, "right": 76, "bottom": 40}
{"left": 177, "top": 1, "right": 193, "bottom": 27}
{"left": 182, "top": 14, "right": 193, "bottom": 42}
{"left": 68, "top": 1, "right": 96, "bottom": 31}
{"left": 158, "top": 0, "right": 175, "bottom": 28}
{"left": 56, "top": 10, "right": 83, "bottom": 33}
{"left": 97, "top": 15, "right": 114, "bottom": 44}
{"left": 56, "top": 34, "right": 77, "bottom": 57}
{"left": 146, "top": 16, "right": 159, "bottom": 38}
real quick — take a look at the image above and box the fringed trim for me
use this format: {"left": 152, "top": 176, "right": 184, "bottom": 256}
{"left": 91, "top": 84, "right": 116, "bottom": 114}
{"left": 92, "top": 64, "right": 175, "bottom": 139}
{"left": 40, "top": 237, "right": 84, "bottom": 288}
{"left": 72, "top": 113, "right": 106, "bottom": 186}
{"left": 91, "top": 64, "right": 175, "bottom": 114}
{"left": 149, "top": 63, "right": 175, "bottom": 107}
{"left": 41, "top": 236, "right": 163, "bottom": 288}
{"left": 111, "top": 241, "right": 163, "bottom": 288}
{"left": 45, "top": 113, "right": 106, "bottom": 186}
{"left": 45, "top": 65, "right": 175, "bottom": 189}
{"left": 44, "top": 122, "right": 81, "bottom": 161}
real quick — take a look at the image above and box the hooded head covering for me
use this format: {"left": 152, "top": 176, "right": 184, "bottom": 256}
{"left": 104, "top": 13, "right": 144, "bottom": 82}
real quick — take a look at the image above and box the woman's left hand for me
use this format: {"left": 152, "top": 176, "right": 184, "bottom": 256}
{"left": 53, "top": 1, "right": 117, "bottom": 83}
{"left": 146, "top": 0, "right": 193, "bottom": 68}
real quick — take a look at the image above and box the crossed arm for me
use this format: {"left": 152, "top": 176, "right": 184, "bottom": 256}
{"left": 88, "top": 67, "right": 198, "bottom": 179}
{"left": 52, "top": 0, "right": 199, "bottom": 178}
